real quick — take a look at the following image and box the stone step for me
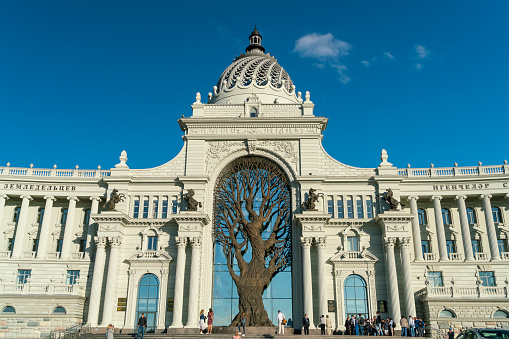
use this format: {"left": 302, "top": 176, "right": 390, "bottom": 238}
{"left": 82, "top": 334, "right": 412, "bottom": 339}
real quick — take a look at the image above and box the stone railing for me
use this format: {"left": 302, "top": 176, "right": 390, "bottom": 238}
{"left": 23, "top": 251, "right": 36, "bottom": 259}
{"left": 475, "top": 252, "right": 489, "bottom": 261}
{"left": 0, "top": 251, "right": 12, "bottom": 259}
{"left": 71, "top": 252, "right": 85, "bottom": 260}
{"left": 449, "top": 253, "right": 463, "bottom": 261}
{"left": 423, "top": 253, "right": 437, "bottom": 261}
{"left": 424, "top": 285, "right": 508, "bottom": 298}
{"left": 397, "top": 164, "right": 508, "bottom": 177}
{"left": 502, "top": 252, "right": 509, "bottom": 260}
{"left": 1, "top": 283, "right": 85, "bottom": 296}
{"left": 48, "top": 252, "right": 60, "bottom": 259}
{"left": 0, "top": 166, "right": 111, "bottom": 178}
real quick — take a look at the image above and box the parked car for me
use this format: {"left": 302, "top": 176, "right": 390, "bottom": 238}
{"left": 457, "top": 329, "right": 509, "bottom": 339}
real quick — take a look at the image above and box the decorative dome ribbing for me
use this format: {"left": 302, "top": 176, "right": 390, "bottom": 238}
{"left": 209, "top": 28, "right": 299, "bottom": 105}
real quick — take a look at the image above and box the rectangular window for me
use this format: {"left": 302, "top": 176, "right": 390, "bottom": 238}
{"left": 479, "top": 271, "right": 495, "bottom": 287}
{"left": 66, "top": 270, "right": 80, "bottom": 285}
{"left": 366, "top": 196, "right": 374, "bottom": 218}
{"left": 498, "top": 239, "right": 507, "bottom": 254}
{"left": 37, "top": 208, "right": 45, "bottom": 224}
{"left": 161, "top": 198, "right": 168, "bottom": 218}
{"left": 327, "top": 196, "right": 334, "bottom": 216}
{"left": 133, "top": 198, "right": 140, "bottom": 218}
{"left": 418, "top": 209, "right": 427, "bottom": 225}
{"left": 428, "top": 271, "right": 443, "bottom": 287}
{"left": 446, "top": 240, "right": 456, "bottom": 255}
{"left": 13, "top": 207, "right": 21, "bottom": 223}
{"left": 61, "top": 209, "right": 68, "bottom": 224}
{"left": 493, "top": 208, "right": 501, "bottom": 224}
{"left": 152, "top": 198, "right": 159, "bottom": 218}
{"left": 7, "top": 238, "right": 15, "bottom": 251}
{"left": 171, "top": 197, "right": 178, "bottom": 214}
{"left": 83, "top": 209, "right": 91, "bottom": 225}
{"left": 17, "top": 269, "right": 31, "bottom": 284}
{"left": 147, "top": 236, "right": 158, "bottom": 251}
{"left": 347, "top": 196, "right": 354, "bottom": 219}
{"left": 347, "top": 236, "right": 359, "bottom": 251}
{"left": 79, "top": 239, "right": 86, "bottom": 253}
{"left": 356, "top": 196, "right": 364, "bottom": 219}
{"left": 142, "top": 198, "right": 149, "bottom": 218}
{"left": 472, "top": 239, "right": 481, "bottom": 255}
{"left": 32, "top": 239, "right": 39, "bottom": 252}
{"left": 442, "top": 209, "right": 451, "bottom": 225}
{"left": 467, "top": 208, "right": 476, "bottom": 224}
{"left": 56, "top": 239, "right": 63, "bottom": 253}
{"left": 421, "top": 240, "right": 430, "bottom": 255}
{"left": 337, "top": 196, "right": 344, "bottom": 218}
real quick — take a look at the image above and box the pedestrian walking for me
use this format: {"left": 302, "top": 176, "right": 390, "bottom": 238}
{"left": 106, "top": 324, "right": 114, "bottom": 339}
{"left": 238, "top": 312, "right": 246, "bottom": 337}
{"left": 207, "top": 308, "right": 214, "bottom": 335}
{"left": 199, "top": 309, "right": 206, "bottom": 334}
{"left": 303, "top": 314, "right": 310, "bottom": 335}
{"left": 277, "top": 310, "right": 285, "bottom": 335}
{"left": 320, "top": 315, "right": 326, "bottom": 335}
{"left": 400, "top": 316, "right": 408, "bottom": 337}
{"left": 359, "top": 314, "right": 365, "bottom": 336}
{"left": 408, "top": 316, "right": 415, "bottom": 337}
{"left": 136, "top": 314, "right": 147, "bottom": 339}
{"left": 326, "top": 315, "right": 332, "bottom": 335}
{"left": 375, "top": 311, "right": 382, "bottom": 336}
{"left": 382, "top": 319, "right": 389, "bottom": 336}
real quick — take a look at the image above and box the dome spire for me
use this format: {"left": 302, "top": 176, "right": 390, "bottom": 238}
{"left": 246, "top": 26, "right": 265, "bottom": 54}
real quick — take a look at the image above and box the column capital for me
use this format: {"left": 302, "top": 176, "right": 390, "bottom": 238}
{"left": 430, "top": 195, "right": 442, "bottom": 201}
{"left": 407, "top": 196, "right": 419, "bottom": 201}
{"left": 400, "top": 237, "right": 412, "bottom": 248}
{"left": 175, "top": 236, "right": 188, "bottom": 248}
{"left": 190, "top": 237, "right": 202, "bottom": 248}
{"left": 301, "top": 237, "right": 312, "bottom": 248}
{"left": 384, "top": 237, "right": 397, "bottom": 249}
{"left": 94, "top": 236, "right": 108, "bottom": 248}
{"left": 109, "top": 236, "right": 122, "bottom": 247}
{"left": 454, "top": 195, "right": 467, "bottom": 201}
{"left": 506, "top": 193, "right": 509, "bottom": 199}
{"left": 67, "top": 196, "right": 79, "bottom": 202}
{"left": 20, "top": 195, "right": 33, "bottom": 201}
{"left": 90, "top": 196, "right": 102, "bottom": 202}
{"left": 160, "top": 269, "right": 169, "bottom": 277}
{"left": 316, "top": 237, "right": 327, "bottom": 248}
{"left": 43, "top": 195, "right": 57, "bottom": 201}
{"left": 480, "top": 194, "right": 492, "bottom": 200}
{"left": 0, "top": 195, "right": 9, "bottom": 200}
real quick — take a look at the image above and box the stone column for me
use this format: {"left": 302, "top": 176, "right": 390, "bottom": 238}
{"left": 455, "top": 195, "right": 474, "bottom": 261}
{"left": 431, "top": 196, "right": 449, "bottom": 261}
{"left": 185, "top": 237, "right": 202, "bottom": 328}
{"left": 384, "top": 237, "right": 401, "bottom": 321}
{"left": 101, "top": 236, "right": 122, "bottom": 326}
{"left": 408, "top": 196, "right": 423, "bottom": 261}
{"left": 316, "top": 237, "right": 328, "bottom": 318}
{"left": 400, "top": 238, "right": 416, "bottom": 317}
{"left": 87, "top": 236, "right": 107, "bottom": 326}
{"left": 36, "top": 196, "right": 56, "bottom": 259}
{"left": 157, "top": 196, "right": 163, "bottom": 219}
{"left": 0, "top": 195, "right": 8, "bottom": 250}
{"left": 301, "top": 237, "right": 314, "bottom": 325}
{"left": 85, "top": 197, "right": 101, "bottom": 259}
{"left": 60, "top": 197, "right": 79, "bottom": 259}
{"left": 11, "top": 195, "right": 32, "bottom": 258}
{"left": 170, "top": 237, "right": 187, "bottom": 328}
{"left": 480, "top": 195, "right": 501, "bottom": 261}
{"left": 157, "top": 269, "right": 170, "bottom": 330}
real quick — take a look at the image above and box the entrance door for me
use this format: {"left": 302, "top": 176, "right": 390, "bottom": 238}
{"left": 135, "top": 274, "right": 159, "bottom": 332}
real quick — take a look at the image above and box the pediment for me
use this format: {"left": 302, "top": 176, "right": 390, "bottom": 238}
{"left": 127, "top": 250, "right": 173, "bottom": 264}
{"left": 330, "top": 250, "right": 379, "bottom": 263}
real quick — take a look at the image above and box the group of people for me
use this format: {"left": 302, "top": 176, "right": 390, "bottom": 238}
{"left": 199, "top": 308, "right": 215, "bottom": 334}
{"left": 302, "top": 314, "right": 333, "bottom": 335}
{"left": 343, "top": 312, "right": 426, "bottom": 337}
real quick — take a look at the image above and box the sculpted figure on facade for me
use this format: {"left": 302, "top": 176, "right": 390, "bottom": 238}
{"left": 381, "top": 188, "right": 405, "bottom": 210}
{"left": 103, "top": 189, "right": 125, "bottom": 211}
{"left": 302, "top": 188, "right": 323, "bottom": 211}
{"left": 183, "top": 189, "right": 202, "bottom": 211}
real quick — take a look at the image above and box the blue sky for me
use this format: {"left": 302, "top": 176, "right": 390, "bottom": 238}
{"left": 1, "top": 1, "right": 508, "bottom": 171}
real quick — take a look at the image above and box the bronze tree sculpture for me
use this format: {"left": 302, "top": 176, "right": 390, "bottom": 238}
{"left": 214, "top": 156, "right": 292, "bottom": 327}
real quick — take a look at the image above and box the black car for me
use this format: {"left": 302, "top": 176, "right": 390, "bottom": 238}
{"left": 457, "top": 329, "right": 509, "bottom": 339}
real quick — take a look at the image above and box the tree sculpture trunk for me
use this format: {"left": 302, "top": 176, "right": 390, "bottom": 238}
{"left": 214, "top": 156, "right": 292, "bottom": 327}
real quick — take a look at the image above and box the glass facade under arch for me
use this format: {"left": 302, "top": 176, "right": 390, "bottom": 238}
{"left": 344, "top": 275, "right": 369, "bottom": 320}
{"left": 135, "top": 274, "right": 159, "bottom": 332}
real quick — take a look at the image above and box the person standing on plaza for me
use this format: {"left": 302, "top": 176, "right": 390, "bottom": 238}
{"left": 106, "top": 324, "right": 114, "bottom": 339}
{"left": 345, "top": 316, "right": 351, "bottom": 335}
{"left": 448, "top": 328, "right": 454, "bottom": 339}
{"left": 376, "top": 311, "right": 382, "bottom": 336}
{"left": 207, "top": 308, "right": 214, "bottom": 335}
{"left": 400, "top": 315, "right": 408, "bottom": 337}
{"left": 136, "top": 313, "right": 147, "bottom": 339}
{"left": 277, "top": 310, "right": 285, "bottom": 335}
{"left": 408, "top": 315, "right": 415, "bottom": 337}
{"left": 320, "top": 314, "right": 326, "bottom": 335}
{"left": 358, "top": 314, "right": 365, "bottom": 336}
{"left": 353, "top": 316, "right": 359, "bottom": 335}
{"left": 303, "top": 314, "right": 310, "bottom": 335}
{"left": 238, "top": 312, "right": 246, "bottom": 337}
{"left": 326, "top": 315, "right": 332, "bottom": 335}
{"left": 199, "top": 309, "right": 207, "bottom": 334}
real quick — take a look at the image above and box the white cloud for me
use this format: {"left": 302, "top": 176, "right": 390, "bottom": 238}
{"left": 294, "top": 33, "right": 352, "bottom": 59}
{"left": 415, "top": 63, "right": 423, "bottom": 70}
{"left": 331, "top": 64, "right": 351, "bottom": 84}
{"left": 313, "top": 63, "right": 326, "bottom": 70}
{"left": 361, "top": 60, "right": 370, "bottom": 67}
{"left": 415, "top": 45, "right": 430, "bottom": 58}
{"left": 384, "top": 52, "right": 395, "bottom": 60}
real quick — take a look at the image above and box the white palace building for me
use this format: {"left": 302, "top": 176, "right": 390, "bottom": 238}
{"left": 1, "top": 29, "right": 509, "bottom": 337}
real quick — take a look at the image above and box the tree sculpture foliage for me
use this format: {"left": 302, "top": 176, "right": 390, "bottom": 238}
{"left": 214, "top": 156, "right": 292, "bottom": 326}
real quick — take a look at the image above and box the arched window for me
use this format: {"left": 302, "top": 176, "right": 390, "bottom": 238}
{"left": 53, "top": 307, "right": 66, "bottom": 314}
{"left": 494, "top": 310, "right": 509, "bottom": 318}
{"left": 347, "top": 235, "right": 359, "bottom": 252}
{"left": 442, "top": 208, "right": 452, "bottom": 225}
{"left": 492, "top": 207, "right": 502, "bottom": 224}
{"left": 439, "top": 309, "right": 456, "bottom": 318}
{"left": 466, "top": 207, "right": 476, "bottom": 224}
{"left": 136, "top": 274, "right": 159, "bottom": 332}
{"left": 249, "top": 107, "right": 257, "bottom": 117}
{"left": 344, "top": 275, "right": 369, "bottom": 319}
{"left": 2, "top": 306, "right": 15, "bottom": 313}
{"left": 418, "top": 209, "right": 427, "bottom": 225}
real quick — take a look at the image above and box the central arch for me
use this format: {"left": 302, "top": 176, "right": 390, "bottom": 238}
{"left": 213, "top": 155, "right": 292, "bottom": 326}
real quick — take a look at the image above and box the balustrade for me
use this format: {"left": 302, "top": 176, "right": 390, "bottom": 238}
{"left": 448, "top": 253, "right": 463, "bottom": 261}
{"left": 1, "top": 283, "right": 83, "bottom": 295}
{"left": 475, "top": 252, "right": 489, "bottom": 261}
{"left": 0, "top": 251, "right": 11, "bottom": 258}
{"left": 22, "top": 251, "right": 36, "bottom": 259}
{"left": 397, "top": 164, "right": 507, "bottom": 177}
{"left": 425, "top": 285, "right": 508, "bottom": 298}
{"left": 423, "top": 253, "right": 437, "bottom": 261}
{"left": 0, "top": 166, "right": 111, "bottom": 178}
{"left": 47, "top": 252, "right": 60, "bottom": 259}
{"left": 501, "top": 252, "right": 509, "bottom": 260}
{"left": 71, "top": 252, "right": 85, "bottom": 260}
